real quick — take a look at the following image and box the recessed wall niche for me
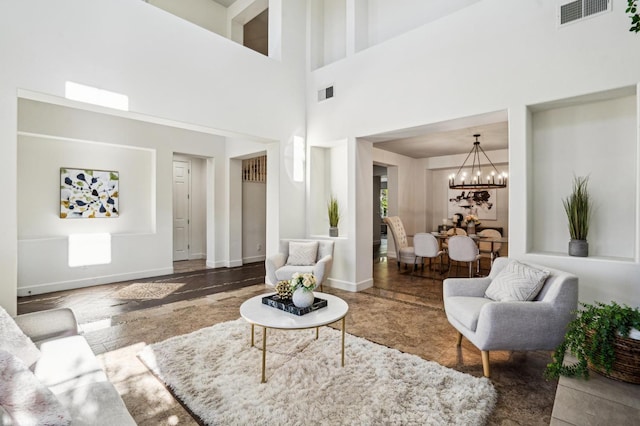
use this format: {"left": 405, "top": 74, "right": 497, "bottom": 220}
{"left": 529, "top": 87, "right": 638, "bottom": 260}
{"left": 309, "top": 142, "right": 348, "bottom": 237}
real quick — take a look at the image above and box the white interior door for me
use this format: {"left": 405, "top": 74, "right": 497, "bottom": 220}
{"left": 173, "top": 160, "right": 190, "bottom": 261}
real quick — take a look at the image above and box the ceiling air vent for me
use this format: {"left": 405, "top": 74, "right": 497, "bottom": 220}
{"left": 559, "top": 0, "right": 610, "bottom": 26}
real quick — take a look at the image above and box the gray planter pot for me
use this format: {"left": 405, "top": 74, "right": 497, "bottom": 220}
{"left": 568, "top": 239, "right": 588, "bottom": 257}
{"left": 329, "top": 227, "right": 339, "bottom": 237}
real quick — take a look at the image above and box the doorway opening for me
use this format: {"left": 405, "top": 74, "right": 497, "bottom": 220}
{"left": 241, "top": 155, "right": 267, "bottom": 264}
{"left": 173, "top": 154, "right": 208, "bottom": 266}
{"left": 373, "top": 164, "right": 388, "bottom": 260}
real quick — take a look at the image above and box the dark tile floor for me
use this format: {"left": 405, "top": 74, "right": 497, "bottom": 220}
{"left": 18, "top": 255, "right": 556, "bottom": 426}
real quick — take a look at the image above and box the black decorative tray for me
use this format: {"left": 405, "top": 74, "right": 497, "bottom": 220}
{"left": 262, "top": 294, "right": 327, "bottom": 316}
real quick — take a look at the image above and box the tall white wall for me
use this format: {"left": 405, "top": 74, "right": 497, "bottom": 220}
{"left": 366, "top": 0, "right": 480, "bottom": 47}
{"left": 16, "top": 99, "right": 224, "bottom": 296}
{"left": 307, "top": 0, "right": 640, "bottom": 304}
{"left": 0, "top": 0, "right": 308, "bottom": 314}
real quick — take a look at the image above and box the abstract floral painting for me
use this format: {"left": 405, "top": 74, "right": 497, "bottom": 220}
{"left": 447, "top": 188, "right": 496, "bottom": 220}
{"left": 60, "top": 168, "right": 119, "bottom": 218}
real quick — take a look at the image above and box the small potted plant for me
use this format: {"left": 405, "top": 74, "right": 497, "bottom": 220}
{"left": 563, "top": 175, "right": 592, "bottom": 257}
{"left": 545, "top": 301, "right": 640, "bottom": 384}
{"left": 328, "top": 195, "right": 340, "bottom": 237}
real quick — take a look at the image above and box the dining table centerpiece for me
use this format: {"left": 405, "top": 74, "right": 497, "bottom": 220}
{"left": 290, "top": 272, "right": 317, "bottom": 308}
{"left": 464, "top": 214, "right": 481, "bottom": 236}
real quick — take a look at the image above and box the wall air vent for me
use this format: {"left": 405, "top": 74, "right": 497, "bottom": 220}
{"left": 559, "top": 0, "right": 610, "bottom": 26}
{"left": 318, "top": 86, "right": 334, "bottom": 102}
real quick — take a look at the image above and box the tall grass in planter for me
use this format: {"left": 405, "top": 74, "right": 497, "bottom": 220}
{"left": 328, "top": 196, "right": 340, "bottom": 237}
{"left": 563, "top": 176, "right": 592, "bottom": 257}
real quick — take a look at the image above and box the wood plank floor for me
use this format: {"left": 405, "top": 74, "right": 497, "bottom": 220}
{"left": 17, "top": 256, "right": 556, "bottom": 426}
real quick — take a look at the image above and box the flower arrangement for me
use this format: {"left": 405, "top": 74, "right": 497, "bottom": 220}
{"left": 464, "top": 214, "right": 481, "bottom": 226}
{"left": 290, "top": 272, "right": 317, "bottom": 293}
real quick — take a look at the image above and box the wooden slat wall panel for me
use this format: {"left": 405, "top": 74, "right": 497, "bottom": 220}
{"left": 242, "top": 155, "right": 267, "bottom": 183}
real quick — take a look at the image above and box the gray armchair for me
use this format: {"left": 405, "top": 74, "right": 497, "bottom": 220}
{"left": 265, "top": 239, "right": 334, "bottom": 290}
{"left": 443, "top": 257, "right": 578, "bottom": 377}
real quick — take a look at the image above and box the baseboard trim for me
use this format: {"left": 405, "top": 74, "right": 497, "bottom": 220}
{"left": 17, "top": 267, "right": 175, "bottom": 297}
{"left": 242, "top": 255, "right": 265, "bottom": 264}
{"left": 188, "top": 253, "right": 206, "bottom": 260}
{"left": 207, "top": 260, "right": 227, "bottom": 268}
{"left": 326, "top": 277, "right": 374, "bottom": 292}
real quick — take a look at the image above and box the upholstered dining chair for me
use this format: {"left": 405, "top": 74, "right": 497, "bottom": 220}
{"left": 442, "top": 227, "right": 467, "bottom": 251}
{"left": 265, "top": 239, "right": 334, "bottom": 291}
{"left": 478, "top": 229, "right": 502, "bottom": 266}
{"left": 447, "top": 235, "right": 481, "bottom": 278}
{"left": 383, "top": 216, "right": 416, "bottom": 269}
{"left": 443, "top": 257, "right": 579, "bottom": 377}
{"left": 447, "top": 227, "right": 467, "bottom": 237}
{"left": 413, "top": 233, "right": 445, "bottom": 276}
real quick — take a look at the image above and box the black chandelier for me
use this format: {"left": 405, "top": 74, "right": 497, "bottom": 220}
{"left": 448, "top": 134, "right": 507, "bottom": 190}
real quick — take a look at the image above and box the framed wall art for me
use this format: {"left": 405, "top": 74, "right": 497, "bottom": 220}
{"left": 447, "top": 188, "right": 496, "bottom": 220}
{"left": 60, "top": 168, "right": 119, "bottom": 218}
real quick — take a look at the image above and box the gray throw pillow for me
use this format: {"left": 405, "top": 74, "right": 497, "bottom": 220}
{"left": 485, "top": 260, "right": 550, "bottom": 302}
{"left": 286, "top": 241, "right": 319, "bottom": 266}
{"left": 0, "top": 307, "right": 40, "bottom": 367}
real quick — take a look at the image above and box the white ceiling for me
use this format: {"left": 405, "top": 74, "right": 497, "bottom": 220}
{"left": 364, "top": 110, "right": 509, "bottom": 159}
{"left": 212, "top": 0, "right": 237, "bottom": 8}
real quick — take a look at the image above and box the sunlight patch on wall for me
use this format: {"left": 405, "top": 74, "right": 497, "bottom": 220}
{"left": 293, "top": 136, "right": 305, "bottom": 182}
{"left": 68, "top": 233, "right": 112, "bottom": 267}
{"left": 65, "top": 81, "right": 129, "bottom": 111}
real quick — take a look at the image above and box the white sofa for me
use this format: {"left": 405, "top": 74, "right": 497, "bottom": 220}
{"left": 1, "top": 307, "right": 136, "bottom": 425}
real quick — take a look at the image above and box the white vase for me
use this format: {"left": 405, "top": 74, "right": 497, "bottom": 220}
{"left": 467, "top": 222, "right": 476, "bottom": 236}
{"left": 292, "top": 288, "right": 314, "bottom": 308}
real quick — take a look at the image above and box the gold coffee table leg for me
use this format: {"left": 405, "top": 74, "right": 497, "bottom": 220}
{"left": 261, "top": 327, "right": 267, "bottom": 383}
{"left": 316, "top": 327, "right": 319, "bottom": 340}
{"left": 250, "top": 324, "right": 255, "bottom": 347}
{"left": 341, "top": 317, "right": 346, "bottom": 367}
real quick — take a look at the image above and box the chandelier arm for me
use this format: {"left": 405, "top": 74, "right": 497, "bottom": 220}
{"left": 471, "top": 146, "right": 482, "bottom": 178}
{"left": 476, "top": 144, "right": 503, "bottom": 175}
{"left": 453, "top": 147, "right": 476, "bottom": 178}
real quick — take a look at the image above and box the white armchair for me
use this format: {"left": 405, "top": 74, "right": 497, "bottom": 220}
{"left": 443, "top": 257, "right": 578, "bottom": 377}
{"left": 265, "top": 239, "right": 334, "bottom": 290}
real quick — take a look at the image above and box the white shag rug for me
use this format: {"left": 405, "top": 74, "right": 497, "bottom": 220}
{"left": 139, "top": 319, "right": 497, "bottom": 425}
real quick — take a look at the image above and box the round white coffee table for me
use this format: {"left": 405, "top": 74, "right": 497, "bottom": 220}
{"left": 240, "top": 292, "right": 349, "bottom": 383}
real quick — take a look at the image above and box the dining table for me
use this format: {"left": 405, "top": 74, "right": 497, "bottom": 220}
{"left": 431, "top": 232, "right": 508, "bottom": 266}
